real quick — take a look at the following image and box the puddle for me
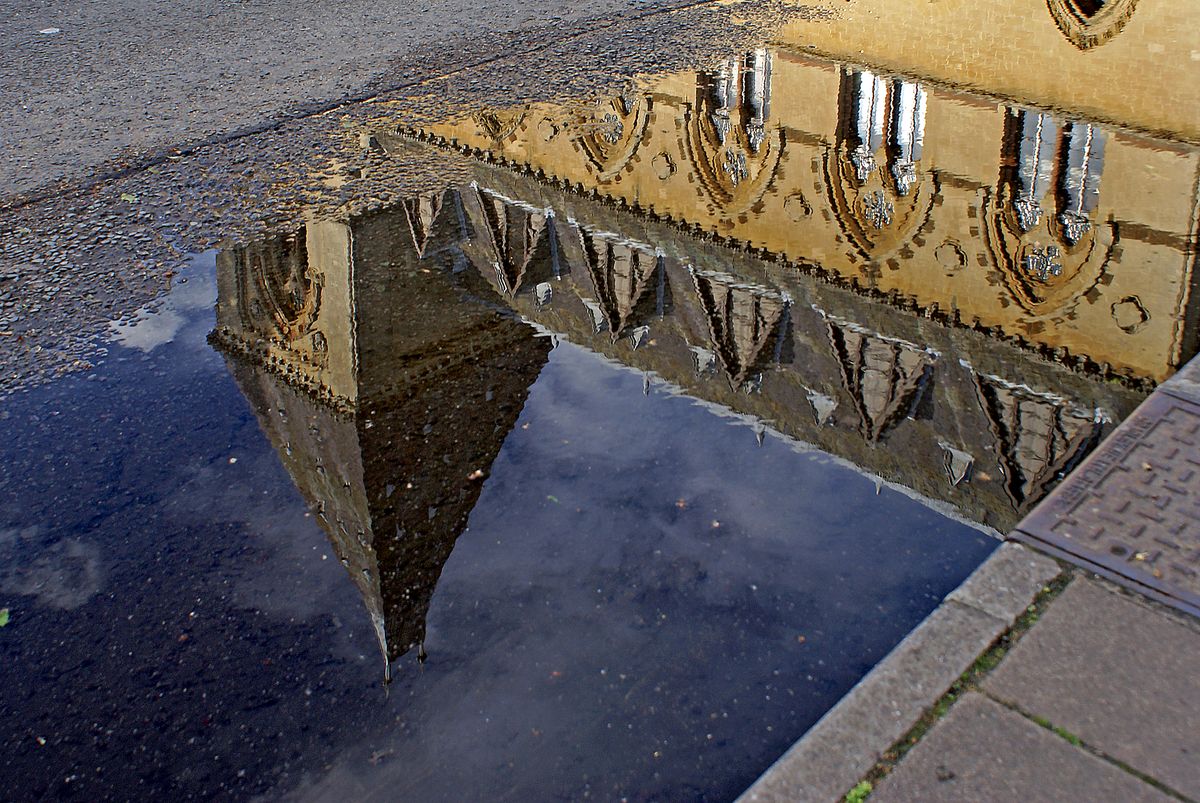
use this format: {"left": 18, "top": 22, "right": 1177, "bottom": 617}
{"left": 2, "top": 1, "right": 1199, "bottom": 800}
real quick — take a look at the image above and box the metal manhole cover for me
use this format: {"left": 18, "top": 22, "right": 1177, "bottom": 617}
{"left": 1014, "top": 383, "right": 1200, "bottom": 617}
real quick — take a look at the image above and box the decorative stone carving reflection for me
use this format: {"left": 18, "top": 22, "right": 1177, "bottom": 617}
{"left": 825, "top": 68, "right": 936, "bottom": 261}
{"left": 984, "top": 109, "right": 1114, "bottom": 314}
{"left": 935, "top": 241, "right": 967, "bottom": 272}
{"left": 1112, "top": 295, "right": 1150, "bottom": 333}
{"left": 652, "top": 152, "right": 676, "bottom": 180}
{"left": 824, "top": 312, "right": 936, "bottom": 443}
{"left": 574, "top": 93, "right": 651, "bottom": 181}
{"left": 1023, "top": 244, "right": 1063, "bottom": 281}
{"left": 1047, "top": 0, "right": 1140, "bottom": 50}
{"left": 806, "top": 388, "right": 838, "bottom": 426}
{"left": 784, "top": 192, "right": 812, "bottom": 221}
{"left": 685, "top": 50, "right": 783, "bottom": 216}
{"left": 862, "top": 190, "right": 894, "bottom": 229}
{"left": 473, "top": 108, "right": 528, "bottom": 145}
{"left": 939, "top": 442, "right": 975, "bottom": 487}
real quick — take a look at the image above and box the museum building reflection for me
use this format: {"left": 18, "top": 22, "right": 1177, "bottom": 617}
{"left": 210, "top": 46, "right": 1198, "bottom": 679}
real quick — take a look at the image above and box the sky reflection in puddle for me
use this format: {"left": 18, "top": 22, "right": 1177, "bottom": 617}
{"left": 3, "top": 7, "right": 1199, "bottom": 798}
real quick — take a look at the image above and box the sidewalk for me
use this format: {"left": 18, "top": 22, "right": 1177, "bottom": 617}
{"left": 868, "top": 574, "right": 1199, "bottom": 802}
{"left": 742, "top": 357, "right": 1200, "bottom": 802}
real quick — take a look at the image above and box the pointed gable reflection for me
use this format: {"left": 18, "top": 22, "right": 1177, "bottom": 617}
{"left": 691, "top": 267, "right": 789, "bottom": 388}
{"left": 968, "top": 365, "right": 1102, "bottom": 510}
{"left": 577, "top": 226, "right": 662, "bottom": 338}
{"left": 822, "top": 311, "right": 936, "bottom": 443}
{"left": 459, "top": 184, "right": 552, "bottom": 297}
{"left": 399, "top": 190, "right": 445, "bottom": 258}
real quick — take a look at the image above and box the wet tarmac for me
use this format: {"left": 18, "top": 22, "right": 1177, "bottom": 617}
{"left": 1, "top": 0, "right": 1198, "bottom": 799}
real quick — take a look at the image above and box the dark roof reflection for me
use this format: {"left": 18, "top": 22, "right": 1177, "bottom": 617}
{"left": 212, "top": 212, "right": 551, "bottom": 679}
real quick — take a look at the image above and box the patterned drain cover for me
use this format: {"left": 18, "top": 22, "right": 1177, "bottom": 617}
{"left": 1014, "top": 378, "right": 1200, "bottom": 618}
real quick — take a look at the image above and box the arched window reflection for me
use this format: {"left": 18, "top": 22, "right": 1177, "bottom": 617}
{"left": 1012, "top": 111, "right": 1059, "bottom": 232}
{"left": 1059, "top": 122, "right": 1106, "bottom": 245}
{"left": 709, "top": 49, "right": 774, "bottom": 183}
{"left": 840, "top": 69, "right": 928, "bottom": 196}
{"left": 1004, "top": 108, "right": 1106, "bottom": 247}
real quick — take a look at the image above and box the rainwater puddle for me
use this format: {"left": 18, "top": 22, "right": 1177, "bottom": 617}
{"left": 3, "top": 5, "right": 1199, "bottom": 800}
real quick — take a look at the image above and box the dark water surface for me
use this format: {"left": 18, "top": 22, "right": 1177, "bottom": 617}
{"left": 0, "top": 251, "right": 994, "bottom": 800}
{"left": 3, "top": 17, "right": 1199, "bottom": 801}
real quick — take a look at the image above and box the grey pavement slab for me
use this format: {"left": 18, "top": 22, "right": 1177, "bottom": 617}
{"left": 1162, "top": 355, "right": 1200, "bottom": 405}
{"left": 983, "top": 578, "right": 1200, "bottom": 799}
{"left": 871, "top": 692, "right": 1173, "bottom": 803}
{"left": 945, "top": 541, "right": 1061, "bottom": 622}
{"left": 739, "top": 543, "right": 1060, "bottom": 803}
{"left": 739, "top": 600, "right": 1002, "bottom": 803}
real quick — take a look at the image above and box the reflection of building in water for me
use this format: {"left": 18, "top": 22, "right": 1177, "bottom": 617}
{"left": 691, "top": 268, "right": 789, "bottom": 390}
{"left": 211, "top": 208, "right": 551, "bottom": 678}
{"left": 430, "top": 162, "right": 1144, "bottom": 530}
{"left": 838, "top": 69, "right": 927, "bottom": 195}
{"left": 1046, "top": 0, "right": 1141, "bottom": 51}
{"left": 1004, "top": 109, "right": 1106, "bottom": 247}
{"left": 967, "top": 364, "right": 1103, "bottom": 509}
{"left": 578, "top": 228, "right": 663, "bottom": 339}
{"left": 821, "top": 311, "right": 936, "bottom": 444}
{"left": 459, "top": 184, "right": 552, "bottom": 297}
{"left": 709, "top": 50, "right": 773, "bottom": 177}
{"left": 409, "top": 46, "right": 1199, "bottom": 384}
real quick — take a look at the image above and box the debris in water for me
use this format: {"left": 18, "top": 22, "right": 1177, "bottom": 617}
{"left": 0, "top": 608, "right": 9, "bottom": 627}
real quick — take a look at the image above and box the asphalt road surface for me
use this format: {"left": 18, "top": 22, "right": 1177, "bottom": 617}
{"left": 0, "top": 0, "right": 696, "bottom": 200}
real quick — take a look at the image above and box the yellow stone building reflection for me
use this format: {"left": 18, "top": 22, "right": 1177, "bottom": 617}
{"left": 414, "top": 48, "right": 1199, "bottom": 383}
{"left": 210, "top": 34, "right": 1200, "bottom": 672}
